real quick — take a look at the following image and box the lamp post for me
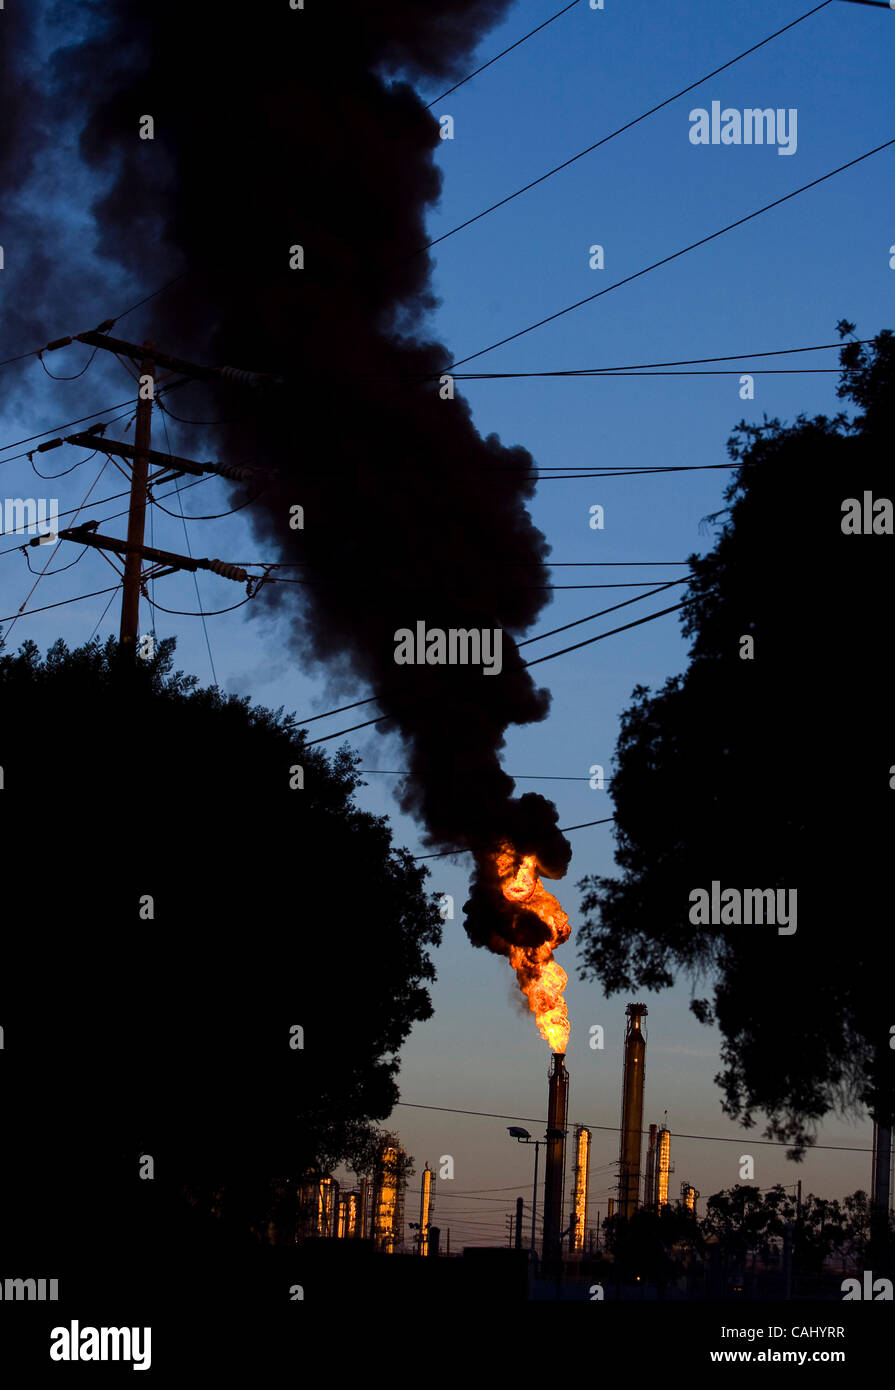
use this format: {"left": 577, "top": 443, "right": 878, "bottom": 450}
{"left": 507, "top": 1126, "right": 541, "bottom": 1264}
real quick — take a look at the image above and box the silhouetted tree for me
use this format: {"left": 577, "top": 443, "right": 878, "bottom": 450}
{"left": 579, "top": 327, "right": 895, "bottom": 1157}
{"left": 0, "top": 634, "right": 441, "bottom": 1299}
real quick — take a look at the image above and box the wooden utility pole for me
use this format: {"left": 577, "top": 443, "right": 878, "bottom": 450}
{"left": 120, "top": 348, "right": 155, "bottom": 649}
{"left": 41, "top": 330, "right": 278, "bottom": 648}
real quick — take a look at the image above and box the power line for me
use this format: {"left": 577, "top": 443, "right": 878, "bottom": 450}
{"left": 394, "top": 1102, "right": 873, "bottom": 1153}
{"left": 523, "top": 597, "right": 691, "bottom": 667}
{"left": 143, "top": 591, "right": 257, "bottom": 619}
{"left": 0, "top": 347, "right": 41, "bottom": 370}
{"left": 243, "top": 560, "right": 691, "bottom": 565}
{"left": 0, "top": 275, "right": 191, "bottom": 382}
{"left": 417, "top": 0, "right": 836, "bottom": 260}
{"left": 520, "top": 580, "right": 686, "bottom": 643}
{"left": 306, "top": 593, "right": 694, "bottom": 747}
{"left": 85, "top": 586, "right": 121, "bottom": 644}
{"left": 30, "top": 446, "right": 102, "bottom": 481}
{"left": 0, "top": 584, "right": 121, "bottom": 628}
{"left": 4, "top": 457, "right": 113, "bottom": 641}
{"left": 24, "top": 544, "right": 88, "bottom": 577}
{"left": 367, "top": 337, "right": 875, "bottom": 382}
{"left": 510, "top": 466, "right": 736, "bottom": 480}
{"left": 412, "top": 817, "right": 613, "bottom": 860}
{"left": 270, "top": 577, "right": 687, "bottom": 590}
{"left": 38, "top": 346, "right": 99, "bottom": 381}
{"left": 0, "top": 380, "right": 191, "bottom": 463}
{"left": 425, "top": 0, "right": 583, "bottom": 108}
{"left": 160, "top": 410, "right": 218, "bottom": 685}
{"left": 111, "top": 272, "right": 191, "bottom": 325}
{"left": 0, "top": 475, "right": 211, "bottom": 560}
{"left": 447, "top": 136, "right": 895, "bottom": 371}
{"left": 291, "top": 579, "right": 687, "bottom": 730}
{"left": 360, "top": 770, "right": 609, "bottom": 782}
{"left": 439, "top": 337, "right": 872, "bottom": 375}
{"left": 452, "top": 367, "right": 843, "bottom": 379}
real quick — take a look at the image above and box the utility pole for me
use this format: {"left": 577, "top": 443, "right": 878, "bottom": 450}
{"left": 120, "top": 347, "right": 154, "bottom": 650}
{"left": 42, "top": 329, "right": 276, "bottom": 651}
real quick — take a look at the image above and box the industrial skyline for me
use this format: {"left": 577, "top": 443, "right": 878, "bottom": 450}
{"left": 1, "top": 0, "right": 893, "bottom": 1358}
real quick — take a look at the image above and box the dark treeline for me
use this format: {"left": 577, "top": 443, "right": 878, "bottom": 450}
{"left": 0, "top": 635, "right": 441, "bottom": 1310}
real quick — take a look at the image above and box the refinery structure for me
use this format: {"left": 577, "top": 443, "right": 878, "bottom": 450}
{"left": 535, "top": 1001, "right": 699, "bottom": 1262}
{"left": 273, "top": 997, "right": 893, "bottom": 1312}
{"left": 291, "top": 1001, "right": 704, "bottom": 1265}
{"left": 272, "top": 997, "right": 891, "bottom": 1311}
{"left": 294, "top": 1132, "right": 429, "bottom": 1254}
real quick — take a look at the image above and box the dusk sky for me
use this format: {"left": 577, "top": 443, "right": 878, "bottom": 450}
{"left": 2, "top": 0, "right": 892, "bottom": 1249}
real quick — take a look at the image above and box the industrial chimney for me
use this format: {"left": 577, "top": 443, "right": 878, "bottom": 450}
{"left": 618, "top": 1003, "right": 648, "bottom": 1220}
{"left": 656, "top": 1125, "right": 671, "bottom": 1208}
{"left": 418, "top": 1162, "right": 434, "bottom": 1256}
{"left": 569, "top": 1124, "right": 591, "bottom": 1254}
{"left": 644, "top": 1123, "right": 658, "bottom": 1211}
{"left": 543, "top": 1051, "right": 569, "bottom": 1266}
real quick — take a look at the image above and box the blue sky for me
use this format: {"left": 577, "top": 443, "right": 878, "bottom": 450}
{"left": 2, "top": 0, "right": 892, "bottom": 1245}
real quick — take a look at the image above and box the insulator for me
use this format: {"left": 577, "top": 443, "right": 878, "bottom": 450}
{"left": 205, "top": 460, "right": 279, "bottom": 484}
{"left": 36, "top": 438, "right": 64, "bottom": 452}
{"left": 206, "top": 461, "right": 257, "bottom": 483}
{"left": 206, "top": 558, "right": 248, "bottom": 583}
{"left": 45, "top": 336, "right": 73, "bottom": 352}
{"left": 218, "top": 365, "right": 281, "bottom": 389}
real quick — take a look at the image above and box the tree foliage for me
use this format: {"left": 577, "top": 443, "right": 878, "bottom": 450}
{"left": 578, "top": 328, "right": 895, "bottom": 1154}
{"left": 700, "top": 1183, "right": 892, "bottom": 1276}
{"left": 0, "top": 634, "right": 442, "bottom": 1270}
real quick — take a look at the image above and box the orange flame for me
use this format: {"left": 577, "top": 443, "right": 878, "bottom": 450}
{"left": 495, "top": 842, "right": 571, "bottom": 1052}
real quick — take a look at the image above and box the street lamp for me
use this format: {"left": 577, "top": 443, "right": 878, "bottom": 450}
{"left": 507, "top": 1126, "right": 541, "bottom": 1264}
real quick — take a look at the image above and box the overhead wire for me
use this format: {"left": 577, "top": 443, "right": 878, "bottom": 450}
{"left": 0, "top": 474, "right": 211, "bottom": 560}
{"left": 424, "top": 0, "right": 584, "bottom": 108}
{"left": 285, "top": 578, "right": 688, "bottom": 731}
{"left": 416, "top": 0, "right": 836, "bottom": 260}
{"left": 38, "top": 345, "right": 99, "bottom": 381}
{"left": 159, "top": 408, "right": 218, "bottom": 685}
{"left": 143, "top": 591, "right": 257, "bottom": 619}
{"left": 305, "top": 589, "right": 695, "bottom": 747}
{"left": 112, "top": 271, "right": 190, "bottom": 324}
{"left": 85, "top": 586, "right": 121, "bottom": 644}
{"left": 0, "top": 584, "right": 122, "bottom": 628}
{"left": 30, "top": 446, "right": 102, "bottom": 481}
{"left": 446, "top": 137, "right": 895, "bottom": 371}
{"left": 394, "top": 1102, "right": 873, "bottom": 1153}
{"left": 24, "top": 545, "right": 88, "bottom": 577}
{"left": 365, "top": 337, "right": 875, "bottom": 383}
{"left": 411, "top": 817, "right": 613, "bottom": 860}
{"left": 270, "top": 577, "right": 687, "bottom": 590}
{"left": 452, "top": 367, "right": 843, "bottom": 378}
{"left": 0, "top": 378, "right": 191, "bottom": 464}
{"left": 360, "top": 769, "right": 611, "bottom": 783}
{"left": 3, "top": 456, "right": 113, "bottom": 641}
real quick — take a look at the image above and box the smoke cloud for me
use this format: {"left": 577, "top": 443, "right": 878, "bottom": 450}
{"left": 3, "top": 0, "right": 572, "bottom": 954}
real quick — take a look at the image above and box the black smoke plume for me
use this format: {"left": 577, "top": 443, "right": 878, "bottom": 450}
{"left": 5, "top": 0, "right": 572, "bottom": 954}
